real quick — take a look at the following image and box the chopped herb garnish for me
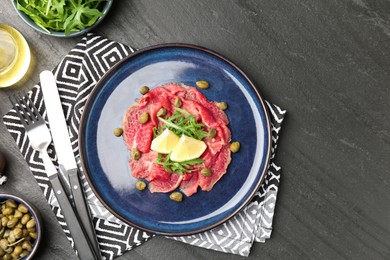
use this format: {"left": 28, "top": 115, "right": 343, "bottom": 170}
{"left": 154, "top": 107, "right": 208, "bottom": 140}
{"left": 155, "top": 153, "right": 204, "bottom": 175}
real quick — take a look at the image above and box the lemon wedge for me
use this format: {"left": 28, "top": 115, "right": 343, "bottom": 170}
{"left": 151, "top": 129, "right": 180, "bottom": 154}
{"left": 170, "top": 135, "right": 207, "bottom": 162}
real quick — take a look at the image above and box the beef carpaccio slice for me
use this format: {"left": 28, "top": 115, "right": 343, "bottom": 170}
{"left": 122, "top": 83, "right": 231, "bottom": 196}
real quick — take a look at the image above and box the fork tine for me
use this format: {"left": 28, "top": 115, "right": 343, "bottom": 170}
{"left": 17, "top": 93, "right": 34, "bottom": 125}
{"left": 25, "top": 92, "right": 43, "bottom": 122}
{"left": 9, "top": 95, "right": 29, "bottom": 128}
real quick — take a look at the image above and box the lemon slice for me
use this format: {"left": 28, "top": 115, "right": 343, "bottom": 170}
{"left": 170, "top": 135, "right": 207, "bottom": 162}
{"left": 151, "top": 129, "right": 180, "bottom": 154}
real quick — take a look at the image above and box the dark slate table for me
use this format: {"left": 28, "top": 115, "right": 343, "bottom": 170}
{"left": 1, "top": 1, "right": 389, "bottom": 259}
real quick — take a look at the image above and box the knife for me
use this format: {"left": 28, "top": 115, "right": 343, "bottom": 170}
{"left": 40, "top": 70, "right": 101, "bottom": 259}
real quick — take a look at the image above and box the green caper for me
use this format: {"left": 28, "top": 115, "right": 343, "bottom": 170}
{"left": 200, "top": 168, "right": 211, "bottom": 177}
{"left": 4, "top": 246, "right": 13, "bottom": 254}
{"left": 13, "top": 228, "right": 22, "bottom": 240}
{"left": 135, "top": 181, "right": 147, "bottom": 191}
{"left": 173, "top": 97, "right": 182, "bottom": 107}
{"left": 21, "top": 214, "right": 30, "bottom": 225}
{"left": 27, "top": 227, "right": 35, "bottom": 233}
{"left": 0, "top": 247, "right": 4, "bottom": 256}
{"left": 139, "top": 86, "right": 150, "bottom": 95}
{"left": 138, "top": 112, "right": 149, "bottom": 124}
{"left": 6, "top": 218, "right": 18, "bottom": 229}
{"left": 2, "top": 216, "right": 8, "bottom": 227}
{"left": 131, "top": 148, "right": 141, "bottom": 160}
{"left": 3, "top": 208, "right": 13, "bottom": 216}
{"left": 5, "top": 200, "right": 17, "bottom": 209}
{"left": 215, "top": 101, "right": 228, "bottom": 110}
{"left": 3, "top": 253, "right": 11, "bottom": 260}
{"left": 113, "top": 128, "right": 123, "bottom": 137}
{"left": 17, "top": 204, "right": 28, "bottom": 214}
{"left": 0, "top": 227, "right": 4, "bottom": 237}
{"left": 20, "top": 250, "right": 29, "bottom": 257}
{"left": 0, "top": 239, "right": 8, "bottom": 250}
{"left": 22, "top": 229, "right": 28, "bottom": 238}
{"left": 230, "top": 142, "right": 240, "bottom": 153}
{"left": 26, "top": 219, "right": 35, "bottom": 229}
{"left": 208, "top": 128, "right": 216, "bottom": 139}
{"left": 7, "top": 215, "right": 13, "bottom": 221}
{"left": 29, "top": 232, "right": 36, "bottom": 240}
{"left": 157, "top": 108, "right": 167, "bottom": 117}
{"left": 7, "top": 231, "right": 15, "bottom": 243}
{"left": 4, "top": 230, "right": 10, "bottom": 239}
{"left": 21, "top": 240, "right": 31, "bottom": 251}
{"left": 169, "top": 192, "right": 183, "bottom": 202}
{"left": 13, "top": 245, "right": 22, "bottom": 256}
{"left": 13, "top": 210, "right": 22, "bottom": 220}
{"left": 196, "top": 80, "right": 209, "bottom": 89}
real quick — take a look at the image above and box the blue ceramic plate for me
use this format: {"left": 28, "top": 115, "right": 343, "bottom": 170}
{"left": 79, "top": 44, "right": 271, "bottom": 236}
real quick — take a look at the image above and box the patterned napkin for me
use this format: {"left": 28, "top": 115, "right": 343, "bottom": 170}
{"left": 3, "top": 34, "right": 286, "bottom": 258}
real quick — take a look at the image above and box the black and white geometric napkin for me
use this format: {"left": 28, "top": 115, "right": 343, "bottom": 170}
{"left": 3, "top": 34, "right": 286, "bottom": 258}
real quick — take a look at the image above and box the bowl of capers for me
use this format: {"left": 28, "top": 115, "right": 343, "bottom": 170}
{"left": 0, "top": 194, "right": 42, "bottom": 260}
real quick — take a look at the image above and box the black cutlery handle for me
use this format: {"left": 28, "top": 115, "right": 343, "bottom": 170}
{"left": 49, "top": 174, "right": 97, "bottom": 260}
{"left": 68, "top": 168, "right": 101, "bottom": 259}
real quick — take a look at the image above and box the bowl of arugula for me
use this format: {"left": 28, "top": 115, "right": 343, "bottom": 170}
{"left": 12, "top": 0, "right": 113, "bottom": 37}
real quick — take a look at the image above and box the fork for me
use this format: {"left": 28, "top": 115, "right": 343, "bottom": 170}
{"left": 10, "top": 93, "right": 97, "bottom": 260}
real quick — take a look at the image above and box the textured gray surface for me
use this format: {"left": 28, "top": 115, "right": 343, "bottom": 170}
{"left": 0, "top": 0, "right": 390, "bottom": 259}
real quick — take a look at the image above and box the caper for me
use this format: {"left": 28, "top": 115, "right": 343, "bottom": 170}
{"left": 0, "top": 239, "right": 8, "bottom": 250}
{"left": 29, "top": 232, "right": 36, "bottom": 240}
{"left": 5, "top": 200, "right": 17, "bottom": 209}
{"left": 230, "top": 142, "right": 240, "bottom": 153}
{"left": 3, "top": 208, "right": 13, "bottom": 216}
{"left": 7, "top": 215, "right": 13, "bottom": 221}
{"left": 15, "top": 223, "right": 23, "bottom": 229}
{"left": 2, "top": 216, "right": 8, "bottom": 227}
{"left": 13, "top": 210, "right": 23, "bottom": 220}
{"left": 208, "top": 128, "right": 216, "bottom": 139}
{"left": 7, "top": 218, "right": 18, "bottom": 229}
{"left": 21, "top": 214, "right": 30, "bottom": 225}
{"left": 135, "top": 181, "right": 146, "bottom": 191}
{"left": 4, "top": 246, "right": 13, "bottom": 254}
{"left": 13, "top": 228, "right": 22, "bottom": 240}
{"left": 215, "top": 101, "right": 228, "bottom": 110}
{"left": 131, "top": 148, "right": 141, "bottom": 160}
{"left": 17, "top": 205, "right": 28, "bottom": 214}
{"left": 4, "top": 230, "right": 10, "bottom": 238}
{"left": 27, "top": 227, "right": 35, "bottom": 233}
{"left": 0, "top": 247, "right": 4, "bottom": 256}
{"left": 139, "top": 86, "right": 150, "bottom": 95}
{"left": 20, "top": 250, "right": 29, "bottom": 257}
{"left": 7, "top": 231, "right": 15, "bottom": 243}
{"left": 13, "top": 246, "right": 22, "bottom": 256}
{"left": 21, "top": 240, "right": 31, "bottom": 251}
{"left": 200, "top": 168, "right": 211, "bottom": 177}
{"left": 22, "top": 229, "right": 28, "bottom": 238}
{"left": 3, "top": 253, "right": 11, "bottom": 260}
{"left": 196, "top": 80, "right": 209, "bottom": 89}
{"left": 138, "top": 112, "right": 149, "bottom": 124}
{"left": 157, "top": 108, "right": 167, "bottom": 117}
{"left": 0, "top": 227, "right": 4, "bottom": 237}
{"left": 26, "top": 219, "right": 35, "bottom": 229}
{"left": 113, "top": 128, "right": 123, "bottom": 137}
{"left": 173, "top": 97, "right": 182, "bottom": 107}
{"left": 169, "top": 192, "right": 183, "bottom": 202}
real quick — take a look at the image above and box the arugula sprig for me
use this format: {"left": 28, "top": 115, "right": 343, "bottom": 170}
{"left": 155, "top": 153, "right": 203, "bottom": 175}
{"left": 155, "top": 107, "right": 208, "bottom": 140}
{"left": 16, "top": 0, "right": 106, "bottom": 35}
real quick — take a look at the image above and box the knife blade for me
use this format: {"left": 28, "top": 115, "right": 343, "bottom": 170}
{"left": 40, "top": 70, "right": 101, "bottom": 259}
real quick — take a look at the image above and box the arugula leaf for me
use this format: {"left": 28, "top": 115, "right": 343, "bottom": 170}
{"left": 155, "top": 108, "right": 209, "bottom": 140}
{"left": 16, "top": 0, "right": 106, "bottom": 35}
{"left": 155, "top": 153, "right": 204, "bottom": 175}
